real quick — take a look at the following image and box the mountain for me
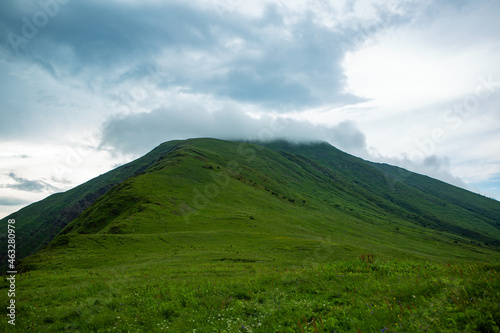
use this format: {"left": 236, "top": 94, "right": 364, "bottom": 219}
{"left": 2, "top": 138, "right": 499, "bottom": 273}
{"left": 2, "top": 138, "right": 500, "bottom": 332}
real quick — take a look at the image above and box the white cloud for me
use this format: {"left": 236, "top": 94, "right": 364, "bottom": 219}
{"left": 100, "top": 105, "right": 369, "bottom": 157}
{"left": 342, "top": 29, "right": 499, "bottom": 110}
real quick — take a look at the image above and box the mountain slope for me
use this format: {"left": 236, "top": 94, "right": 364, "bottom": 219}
{"left": 0, "top": 140, "right": 183, "bottom": 269}
{"left": 12, "top": 138, "right": 500, "bottom": 274}
{"left": 257, "top": 140, "right": 500, "bottom": 245}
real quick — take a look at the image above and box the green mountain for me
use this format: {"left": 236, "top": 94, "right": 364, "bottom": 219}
{"left": 2, "top": 138, "right": 498, "bottom": 270}
{"left": 1, "top": 138, "right": 500, "bottom": 332}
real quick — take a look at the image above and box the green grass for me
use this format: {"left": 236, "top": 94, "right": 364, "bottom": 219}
{"left": 2, "top": 258, "right": 499, "bottom": 332}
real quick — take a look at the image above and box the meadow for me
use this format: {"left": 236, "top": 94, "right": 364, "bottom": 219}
{"left": 2, "top": 257, "right": 499, "bottom": 332}
{"left": 2, "top": 139, "right": 500, "bottom": 332}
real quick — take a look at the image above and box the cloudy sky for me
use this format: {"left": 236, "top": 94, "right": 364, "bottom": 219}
{"left": 1, "top": 0, "right": 499, "bottom": 219}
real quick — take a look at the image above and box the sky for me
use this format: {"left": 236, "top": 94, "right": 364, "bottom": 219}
{"left": 0, "top": 0, "right": 499, "bottom": 219}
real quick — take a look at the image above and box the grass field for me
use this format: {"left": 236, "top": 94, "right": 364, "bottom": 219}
{"left": 2, "top": 257, "right": 499, "bottom": 332}
{"left": 2, "top": 139, "right": 499, "bottom": 332}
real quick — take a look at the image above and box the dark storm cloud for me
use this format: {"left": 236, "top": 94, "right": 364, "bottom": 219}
{"left": 4, "top": 172, "right": 59, "bottom": 193}
{"left": 0, "top": 0, "right": 375, "bottom": 108}
{"left": 1, "top": 1, "right": 213, "bottom": 64}
{"left": 201, "top": 6, "right": 364, "bottom": 107}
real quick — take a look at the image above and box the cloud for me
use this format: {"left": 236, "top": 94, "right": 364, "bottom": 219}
{"left": 0, "top": 61, "right": 111, "bottom": 141}
{"left": 0, "top": 197, "right": 30, "bottom": 206}
{"left": 420, "top": 155, "right": 469, "bottom": 188}
{"left": 342, "top": 0, "right": 500, "bottom": 109}
{"left": 0, "top": 0, "right": 400, "bottom": 109}
{"left": 372, "top": 153, "right": 469, "bottom": 190}
{"left": 100, "top": 106, "right": 368, "bottom": 156}
{"left": 4, "top": 172, "right": 60, "bottom": 193}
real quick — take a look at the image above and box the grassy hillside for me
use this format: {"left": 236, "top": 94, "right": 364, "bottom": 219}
{"left": 1, "top": 138, "right": 499, "bottom": 331}
{"left": 22, "top": 138, "right": 500, "bottom": 267}
{"left": 3, "top": 138, "right": 499, "bottom": 270}
{"left": 257, "top": 140, "right": 500, "bottom": 246}
{"left": 371, "top": 162, "right": 500, "bottom": 232}
{"left": 0, "top": 140, "right": 183, "bottom": 270}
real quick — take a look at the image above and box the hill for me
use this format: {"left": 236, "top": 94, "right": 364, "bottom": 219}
{"left": 4, "top": 138, "right": 499, "bottom": 270}
{"left": 1, "top": 138, "right": 499, "bottom": 332}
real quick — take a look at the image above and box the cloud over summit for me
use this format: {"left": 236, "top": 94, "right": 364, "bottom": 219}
{"left": 100, "top": 106, "right": 368, "bottom": 157}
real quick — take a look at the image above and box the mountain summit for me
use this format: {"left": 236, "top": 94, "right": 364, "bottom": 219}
{"left": 2, "top": 138, "right": 499, "bottom": 271}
